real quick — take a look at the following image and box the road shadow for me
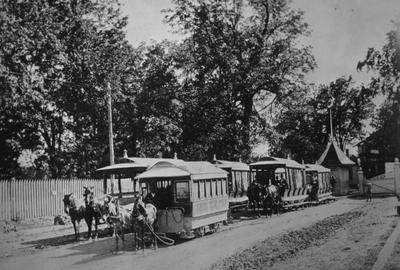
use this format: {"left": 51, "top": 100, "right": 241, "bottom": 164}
{"left": 348, "top": 194, "right": 397, "bottom": 200}
{"left": 21, "top": 227, "right": 113, "bottom": 248}
{"left": 51, "top": 232, "right": 174, "bottom": 265}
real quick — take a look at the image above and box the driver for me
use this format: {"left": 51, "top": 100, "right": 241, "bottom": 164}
{"left": 144, "top": 183, "right": 157, "bottom": 206}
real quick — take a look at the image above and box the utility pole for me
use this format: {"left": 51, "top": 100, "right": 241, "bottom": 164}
{"left": 108, "top": 82, "right": 115, "bottom": 195}
{"left": 329, "top": 108, "right": 334, "bottom": 142}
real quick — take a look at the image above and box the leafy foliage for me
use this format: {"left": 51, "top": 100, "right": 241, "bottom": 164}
{"left": 269, "top": 77, "right": 374, "bottom": 162}
{"left": 0, "top": 0, "right": 133, "bottom": 177}
{"left": 165, "top": 0, "right": 315, "bottom": 160}
{"left": 357, "top": 21, "right": 400, "bottom": 159}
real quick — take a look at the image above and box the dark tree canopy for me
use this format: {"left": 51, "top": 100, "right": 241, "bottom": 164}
{"left": 165, "top": 0, "right": 315, "bottom": 161}
{"left": 357, "top": 20, "right": 400, "bottom": 160}
{"left": 269, "top": 77, "right": 374, "bottom": 163}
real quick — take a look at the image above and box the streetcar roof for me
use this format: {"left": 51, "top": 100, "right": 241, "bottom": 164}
{"left": 95, "top": 162, "right": 148, "bottom": 174}
{"left": 135, "top": 161, "right": 228, "bottom": 181}
{"left": 96, "top": 157, "right": 183, "bottom": 175}
{"left": 213, "top": 160, "right": 250, "bottom": 171}
{"left": 305, "top": 164, "right": 331, "bottom": 173}
{"left": 116, "top": 157, "right": 184, "bottom": 167}
{"left": 133, "top": 166, "right": 190, "bottom": 180}
{"left": 250, "top": 157, "right": 304, "bottom": 169}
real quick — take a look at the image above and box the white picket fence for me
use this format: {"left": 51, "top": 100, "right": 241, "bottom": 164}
{"left": 0, "top": 178, "right": 103, "bottom": 220}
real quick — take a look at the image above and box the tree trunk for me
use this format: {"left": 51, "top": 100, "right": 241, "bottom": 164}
{"left": 242, "top": 94, "right": 253, "bottom": 159}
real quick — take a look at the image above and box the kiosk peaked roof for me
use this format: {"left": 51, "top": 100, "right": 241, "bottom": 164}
{"left": 317, "top": 141, "right": 355, "bottom": 166}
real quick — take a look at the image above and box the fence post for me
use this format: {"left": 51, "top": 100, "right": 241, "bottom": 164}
{"left": 10, "top": 178, "right": 16, "bottom": 220}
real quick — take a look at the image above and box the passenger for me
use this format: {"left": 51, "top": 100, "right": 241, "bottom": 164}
{"left": 275, "top": 176, "right": 281, "bottom": 187}
{"left": 311, "top": 176, "right": 319, "bottom": 202}
{"left": 144, "top": 184, "right": 157, "bottom": 206}
{"left": 279, "top": 176, "right": 288, "bottom": 199}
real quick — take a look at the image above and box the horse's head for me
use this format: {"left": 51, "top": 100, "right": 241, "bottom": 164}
{"left": 102, "top": 200, "right": 119, "bottom": 224}
{"left": 63, "top": 193, "right": 74, "bottom": 215}
{"left": 132, "top": 196, "right": 146, "bottom": 220}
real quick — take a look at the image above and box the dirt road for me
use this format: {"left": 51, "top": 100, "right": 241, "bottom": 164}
{"left": 0, "top": 197, "right": 397, "bottom": 270}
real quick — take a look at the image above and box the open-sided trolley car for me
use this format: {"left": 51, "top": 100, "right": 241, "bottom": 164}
{"left": 96, "top": 153, "right": 183, "bottom": 200}
{"left": 250, "top": 157, "right": 307, "bottom": 207}
{"left": 212, "top": 159, "right": 250, "bottom": 208}
{"left": 134, "top": 160, "right": 229, "bottom": 238}
{"left": 305, "top": 164, "right": 334, "bottom": 202}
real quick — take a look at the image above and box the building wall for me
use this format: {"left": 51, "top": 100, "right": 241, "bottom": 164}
{"left": 350, "top": 165, "right": 359, "bottom": 188}
{"left": 330, "top": 167, "right": 350, "bottom": 196}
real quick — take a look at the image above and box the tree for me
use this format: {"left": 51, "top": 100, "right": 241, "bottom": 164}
{"left": 313, "top": 77, "right": 374, "bottom": 151}
{"left": 165, "top": 0, "right": 315, "bottom": 160}
{"left": 268, "top": 86, "right": 323, "bottom": 162}
{"left": 357, "top": 20, "right": 400, "bottom": 159}
{"left": 0, "top": 0, "right": 133, "bottom": 178}
{"left": 115, "top": 41, "right": 183, "bottom": 159}
{"left": 269, "top": 77, "right": 374, "bottom": 162}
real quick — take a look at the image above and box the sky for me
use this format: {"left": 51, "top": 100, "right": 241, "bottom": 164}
{"left": 122, "top": 0, "right": 400, "bottom": 86}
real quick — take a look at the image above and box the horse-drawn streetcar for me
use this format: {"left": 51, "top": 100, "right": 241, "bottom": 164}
{"left": 134, "top": 160, "right": 229, "bottom": 238}
{"left": 212, "top": 158, "right": 250, "bottom": 209}
{"left": 305, "top": 164, "right": 334, "bottom": 202}
{"left": 250, "top": 157, "right": 308, "bottom": 208}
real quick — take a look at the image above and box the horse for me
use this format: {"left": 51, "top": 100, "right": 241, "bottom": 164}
{"left": 131, "top": 196, "right": 157, "bottom": 251}
{"left": 247, "top": 182, "right": 267, "bottom": 217}
{"left": 63, "top": 193, "right": 94, "bottom": 241}
{"left": 263, "top": 185, "right": 280, "bottom": 217}
{"left": 269, "top": 184, "right": 281, "bottom": 215}
{"left": 103, "top": 200, "right": 134, "bottom": 251}
{"left": 82, "top": 186, "right": 111, "bottom": 239}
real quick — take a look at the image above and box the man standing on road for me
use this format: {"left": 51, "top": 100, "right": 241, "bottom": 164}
{"left": 365, "top": 182, "right": 372, "bottom": 202}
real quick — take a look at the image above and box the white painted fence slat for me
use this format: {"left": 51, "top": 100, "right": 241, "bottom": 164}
{"left": 0, "top": 178, "right": 103, "bottom": 220}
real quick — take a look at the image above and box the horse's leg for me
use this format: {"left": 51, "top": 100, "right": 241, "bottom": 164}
{"left": 114, "top": 224, "right": 119, "bottom": 251}
{"left": 72, "top": 219, "right": 78, "bottom": 241}
{"left": 132, "top": 226, "right": 138, "bottom": 251}
{"left": 86, "top": 217, "right": 92, "bottom": 239}
{"left": 142, "top": 222, "right": 145, "bottom": 253}
{"left": 153, "top": 224, "right": 157, "bottom": 250}
{"left": 131, "top": 225, "right": 136, "bottom": 250}
{"left": 76, "top": 220, "right": 81, "bottom": 240}
{"left": 121, "top": 223, "right": 125, "bottom": 250}
{"left": 94, "top": 216, "right": 99, "bottom": 240}
{"left": 135, "top": 231, "right": 138, "bottom": 251}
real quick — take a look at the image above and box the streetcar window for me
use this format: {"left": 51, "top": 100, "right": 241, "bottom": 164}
{"left": 204, "top": 180, "right": 211, "bottom": 198}
{"left": 175, "top": 181, "right": 190, "bottom": 202}
{"left": 199, "top": 180, "right": 205, "bottom": 199}
{"left": 192, "top": 180, "right": 199, "bottom": 200}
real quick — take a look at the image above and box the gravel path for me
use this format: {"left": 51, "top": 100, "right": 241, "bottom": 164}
{"left": 0, "top": 197, "right": 369, "bottom": 270}
{"left": 239, "top": 196, "right": 398, "bottom": 270}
